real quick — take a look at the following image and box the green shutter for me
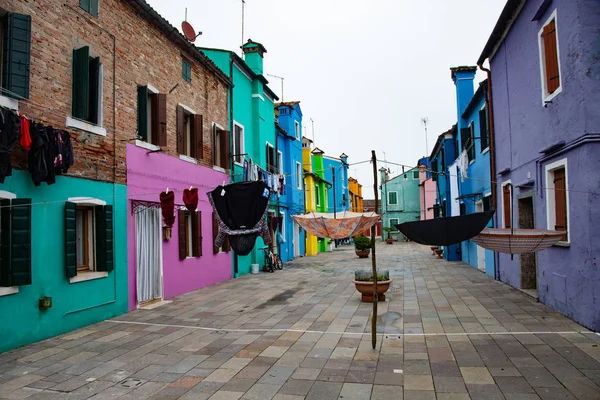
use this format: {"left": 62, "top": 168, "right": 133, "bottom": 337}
{"left": 3, "top": 13, "right": 31, "bottom": 99}
{"left": 88, "top": 57, "right": 100, "bottom": 124}
{"left": 137, "top": 86, "right": 148, "bottom": 141}
{"left": 80, "top": 0, "right": 91, "bottom": 13}
{"left": 72, "top": 46, "right": 90, "bottom": 120}
{"left": 9, "top": 199, "right": 32, "bottom": 286}
{"left": 89, "top": 0, "right": 99, "bottom": 17}
{"left": 65, "top": 202, "right": 77, "bottom": 278}
{"left": 0, "top": 199, "right": 11, "bottom": 286}
{"left": 95, "top": 205, "right": 114, "bottom": 272}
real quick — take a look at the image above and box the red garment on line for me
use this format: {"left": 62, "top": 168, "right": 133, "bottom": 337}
{"left": 159, "top": 191, "right": 175, "bottom": 227}
{"left": 19, "top": 116, "right": 31, "bottom": 151}
{"left": 183, "top": 187, "right": 198, "bottom": 212}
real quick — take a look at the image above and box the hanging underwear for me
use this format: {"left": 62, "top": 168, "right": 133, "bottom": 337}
{"left": 207, "top": 181, "right": 272, "bottom": 256}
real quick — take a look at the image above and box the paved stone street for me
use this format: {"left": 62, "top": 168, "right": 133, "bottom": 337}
{"left": 1, "top": 242, "right": 600, "bottom": 399}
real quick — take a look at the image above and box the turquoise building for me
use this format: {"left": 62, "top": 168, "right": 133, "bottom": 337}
{"left": 201, "top": 40, "right": 279, "bottom": 277}
{"left": 380, "top": 167, "right": 421, "bottom": 239}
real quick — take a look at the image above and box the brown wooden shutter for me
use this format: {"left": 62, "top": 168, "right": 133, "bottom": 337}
{"left": 553, "top": 168, "right": 568, "bottom": 241}
{"left": 212, "top": 212, "right": 219, "bottom": 254}
{"left": 157, "top": 94, "right": 167, "bottom": 147}
{"left": 178, "top": 209, "right": 186, "bottom": 260}
{"left": 503, "top": 185, "right": 511, "bottom": 228}
{"left": 193, "top": 114, "right": 203, "bottom": 159}
{"left": 219, "top": 130, "right": 230, "bottom": 170}
{"left": 223, "top": 236, "right": 231, "bottom": 253}
{"left": 176, "top": 105, "right": 184, "bottom": 154}
{"left": 192, "top": 211, "right": 202, "bottom": 257}
{"left": 542, "top": 20, "right": 560, "bottom": 94}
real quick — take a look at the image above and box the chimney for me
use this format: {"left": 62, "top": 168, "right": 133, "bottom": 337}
{"left": 242, "top": 39, "right": 267, "bottom": 76}
{"left": 450, "top": 66, "right": 477, "bottom": 121}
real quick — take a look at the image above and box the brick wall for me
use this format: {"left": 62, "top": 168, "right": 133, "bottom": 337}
{"left": 0, "top": 0, "right": 229, "bottom": 185}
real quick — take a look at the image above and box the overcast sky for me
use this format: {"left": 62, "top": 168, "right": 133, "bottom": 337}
{"left": 147, "top": 0, "right": 506, "bottom": 199}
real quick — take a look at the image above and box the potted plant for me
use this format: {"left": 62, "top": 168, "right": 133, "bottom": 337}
{"left": 353, "top": 270, "right": 392, "bottom": 302}
{"left": 354, "top": 235, "right": 372, "bottom": 258}
{"left": 383, "top": 227, "right": 394, "bottom": 244}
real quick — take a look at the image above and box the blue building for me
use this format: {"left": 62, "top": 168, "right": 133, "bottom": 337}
{"left": 323, "top": 154, "right": 350, "bottom": 214}
{"left": 275, "top": 101, "right": 305, "bottom": 261}
{"left": 451, "top": 67, "right": 494, "bottom": 276}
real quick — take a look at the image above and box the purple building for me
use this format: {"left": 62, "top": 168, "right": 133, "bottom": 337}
{"left": 478, "top": 0, "right": 600, "bottom": 330}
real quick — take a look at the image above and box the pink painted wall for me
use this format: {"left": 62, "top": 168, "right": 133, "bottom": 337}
{"left": 419, "top": 168, "right": 436, "bottom": 220}
{"left": 126, "top": 144, "right": 231, "bottom": 310}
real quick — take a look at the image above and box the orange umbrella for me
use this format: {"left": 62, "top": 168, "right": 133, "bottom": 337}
{"left": 292, "top": 211, "right": 381, "bottom": 239}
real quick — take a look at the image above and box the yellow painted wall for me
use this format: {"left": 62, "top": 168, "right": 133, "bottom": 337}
{"left": 303, "top": 147, "right": 318, "bottom": 255}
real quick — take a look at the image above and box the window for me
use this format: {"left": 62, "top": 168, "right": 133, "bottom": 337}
{"left": 479, "top": 107, "right": 489, "bottom": 152}
{"left": 178, "top": 209, "right": 202, "bottom": 259}
{"left": 388, "top": 191, "right": 398, "bottom": 205}
{"left": 389, "top": 218, "right": 399, "bottom": 231}
{"left": 502, "top": 182, "right": 512, "bottom": 228}
{"left": 233, "top": 122, "right": 244, "bottom": 164}
{"left": 294, "top": 121, "right": 300, "bottom": 140}
{"left": 277, "top": 151, "right": 283, "bottom": 174}
{"left": 546, "top": 161, "right": 569, "bottom": 243}
{"left": 296, "top": 162, "right": 302, "bottom": 189}
{"left": 468, "top": 123, "right": 476, "bottom": 162}
{"left": 431, "top": 159, "right": 438, "bottom": 182}
{"left": 65, "top": 201, "right": 113, "bottom": 280}
{"left": 212, "top": 124, "right": 230, "bottom": 170}
{"left": 483, "top": 195, "right": 492, "bottom": 212}
{"left": 315, "top": 185, "right": 320, "bottom": 207}
{"left": 72, "top": 46, "right": 103, "bottom": 125}
{"left": 137, "top": 86, "right": 166, "bottom": 146}
{"left": 182, "top": 59, "right": 192, "bottom": 83}
{"left": 80, "top": 0, "right": 99, "bottom": 17}
{"left": 279, "top": 211, "right": 286, "bottom": 240}
{"left": 413, "top": 170, "right": 419, "bottom": 179}
{"left": 459, "top": 203, "right": 466, "bottom": 216}
{"left": 0, "top": 195, "right": 32, "bottom": 291}
{"left": 538, "top": 11, "right": 561, "bottom": 102}
{"left": 0, "top": 13, "right": 31, "bottom": 100}
{"left": 266, "top": 143, "right": 276, "bottom": 173}
{"left": 177, "top": 105, "right": 202, "bottom": 159}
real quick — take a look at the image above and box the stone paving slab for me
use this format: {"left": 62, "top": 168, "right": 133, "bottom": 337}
{"left": 1, "top": 242, "right": 600, "bottom": 399}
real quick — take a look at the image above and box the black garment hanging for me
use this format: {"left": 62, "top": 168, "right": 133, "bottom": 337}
{"left": 45, "top": 126, "right": 56, "bottom": 185}
{"left": 0, "top": 108, "right": 20, "bottom": 183}
{"left": 207, "top": 181, "right": 272, "bottom": 256}
{"left": 28, "top": 123, "right": 49, "bottom": 187}
{"left": 395, "top": 210, "right": 495, "bottom": 246}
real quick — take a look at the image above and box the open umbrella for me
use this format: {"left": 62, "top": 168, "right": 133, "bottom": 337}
{"left": 292, "top": 210, "right": 381, "bottom": 239}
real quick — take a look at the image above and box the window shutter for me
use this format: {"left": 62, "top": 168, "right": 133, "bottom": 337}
{"left": 459, "top": 203, "right": 466, "bottom": 216}
{"left": 178, "top": 209, "right": 186, "bottom": 260}
{"left": 479, "top": 109, "right": 489, "bottom": 151}
{"left": 503, "top": 185, "right": 512, "bottom": 228}
{"left": 223, "top": 236, "right": 231, "bottom": 253}
{"left": 469, "top": 125, "right": 476, "bottom": 162}
{"left": 460, "top": 128, "right": 470, "bottom": 154}
{"left": 176, "top": 105, "right": 184, "bottom": 154}
{"left": 553, "top": 168, "right": 568, "bottom": 241}
{"left": 80, "top": 0, "right": 91, "bottom": 12}
{"left": 72, "top": 46, "right": 90, "bottom": 120}
{"left": 543, "top": 20, "right": 560, "bottom": 94}
{"left": 192, "top": 211, "right": 202, "bottom": 257}
{"left": 65, "top": 202, "right": 78, "bottom": 278}
{"left": 7, "top": 199, "right": 32, "bottom": 286}
{"left": 88, "top": 57, "right": 100, "bottom": 125}
{"left": 0, "top": 199, "right": 10, "bottom": 286}
{"left": 212, "top": 212, "right": 219, "bottom": 254}
{"left": 95, "top": 205, "right": 114, "bottom": 272}
{"left": 193, "top": 114, "right": 203, "bottom": 159}
{"left": 433, "top": 204, "right": 440, "bottom": 219}
{"left": 157, "top": 93, "right": 167, "bottom": 147}
{"left": 3, "top": 13, "right": 31, "bottom": 100}
{"left": 220, "top": 130, "right": 230, "bottom": 170}
{"left": 89, "top": 0, "right": 99, "bottom": 17}
{"left": 137, "top": 86, "right": 148, "bottom": 141}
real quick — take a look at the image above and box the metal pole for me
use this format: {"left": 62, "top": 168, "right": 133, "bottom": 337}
{"left": 422, "top": 117, "right": 429, "bottom": 156}
{"left": 241, "top": 0, "right": 245, "bottom": 58}
{"left": 332, "top": 166, "right": 336, "bottom": 219}
{"left": 371, "top": 150, "right": 379, "bottom": 350}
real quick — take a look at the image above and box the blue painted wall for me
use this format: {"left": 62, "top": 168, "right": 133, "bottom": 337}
{"left": 323, "top": 156, "right": 348, "bottom": 214}
{"left": 0, "top": 172, "right": 127, "bottom": 352}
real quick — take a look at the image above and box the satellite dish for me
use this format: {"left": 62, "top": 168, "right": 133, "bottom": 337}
{"left": 182, "top": 21, "right": 198, "bottom": 42}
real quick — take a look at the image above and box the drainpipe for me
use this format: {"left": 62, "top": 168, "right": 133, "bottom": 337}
{"left": 478, "top": 63, "right": 498, "bottom": 280}
{"left": 229, "top": 56, "right": 239, "bottom": 277}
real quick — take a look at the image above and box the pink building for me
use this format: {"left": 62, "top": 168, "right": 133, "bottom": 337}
{"left": 419, "top": 164, "right": 436, "bottom": 220}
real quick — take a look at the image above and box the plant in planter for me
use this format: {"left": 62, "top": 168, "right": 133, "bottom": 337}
{"left": 353, "top": 270, "right": 393, "bottom": 302}
{"left": 354, "top": 235, "right": 372, "bottom": 258}
{"left": 382, "top": 227, "right": 393, "bottom": 244}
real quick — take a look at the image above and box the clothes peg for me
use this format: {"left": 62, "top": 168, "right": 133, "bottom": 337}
{"left": 166, "top": 187, "right": 169, "bottom": 194}
{"left": 189, "top": 186, "right": 193, "bottom": 190}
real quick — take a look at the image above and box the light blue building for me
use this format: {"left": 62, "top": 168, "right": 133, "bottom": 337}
{"left": 275, "top": 101, "right": 305, "bottom": 261}
{"left": 323, "top": 154, "right": 350, "bottom": 214}
{"left": 380, "top": 167, "right": 422, "bottom": 240}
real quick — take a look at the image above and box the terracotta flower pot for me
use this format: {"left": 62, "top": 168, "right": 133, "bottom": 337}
{"left": 430, "top": 246, "right": 438, "bottom": 256}
{"left": 386, "top": 238, "right": 393, "bottom": 244}
{"left": 353, "top": 279, "right": 392, "bottom": 302}
{"left": 355, "top": 249, "right": 370, "bottom": 258}
{"left": 434, "top": 248, "right": 444, "bottom": 259}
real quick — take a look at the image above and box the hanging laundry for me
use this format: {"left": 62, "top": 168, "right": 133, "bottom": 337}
{"left": 55, "top": 130, "right": 74, "bottom": 174}
{"left": 243, "top": 159, "right": 249, "bottom": 181}
{"left": 207, "top": 181, "right": 272, "bottom": 256}
{"left": 0, "top": 107, "right": 20, "bottom": 183}
{"left": 19, "top": 115, "right": 31, "bottom": 151}
{"left": 183, "top": 187, "right": 198, "bottom": 212}
{"left": 252, "top": 164, "right": 258, "bottom": 181}
{"left": 460, "top": 150, "right": 469, "bottom": 182}
{"left": 160, "top": 190, "right": 176, "bottom": 227}
{"left": 28, "top": 122, "right": 49, "bottom": 186}
{"left": 279, "top": 176, "right": 285, "bottom": 195}
{"left": 44, "top": 126, "right": 56, "bottom": 185}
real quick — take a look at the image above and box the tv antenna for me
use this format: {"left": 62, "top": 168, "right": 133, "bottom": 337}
{"left": 266, "top": 74, "right": 284, "bottom": 102}
{"left": 182, "top": 8, "right": 202, "bottom": 42}
{"left": 241, "top": 0, "right": 245, "bottom": 58}
{"left": 421, "top": 117, "right": 429, "bottom": 155}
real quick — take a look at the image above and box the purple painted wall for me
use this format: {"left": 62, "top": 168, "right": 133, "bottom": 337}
{"left": 490, "top": 0, "right": 600, "bottom": 330}
{"left": 126, "top": 144, "right": 231, "bottom": 311}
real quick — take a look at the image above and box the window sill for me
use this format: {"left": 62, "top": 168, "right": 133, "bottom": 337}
{"left": 69, "top": 271, "right": 108, "bottom": 284}
{"left": 135, "top": 140, "right": 160, "bottom": 151}
{"left": 68, "top": 197, "right": 106, "bottom": 206}
{"left": 179, "top": 155, "right": 198, "bottom": 164}
{"left": 66, "top": 117, "right": 107, "bottom": 136}
{"left": 469, "top": 160, "right": 475, "bottom": 165}
{"left": 0, "top": 94, "right": 19, "bottom": 110}
{"left": 481, "top": 147, "right": 490, "bottom": 155}
{"left": 234, "top": 162, "right": 244, "bottom": 168}
{"left": 0, "top": 287, "right": 19, "bottom": 297}
{"left": 553, "top": 241, "right": 570, "bottom": 248}
{"left": 213, "top": 166, "right": 226, "bottom": 173}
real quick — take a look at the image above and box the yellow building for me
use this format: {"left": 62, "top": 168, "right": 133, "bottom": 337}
{"left": 349, "top": 177, "right": 364, "bottom": 213}
{"left": 302, "top": 137, "right": 319, "bottom": 256}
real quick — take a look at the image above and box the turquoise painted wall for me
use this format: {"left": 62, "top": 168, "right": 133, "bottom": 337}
{"left": 0, "top": 171, "right": 127, "bottom": 352}
{"left": 382, "top": 168, "right": 421, "bottom": 236}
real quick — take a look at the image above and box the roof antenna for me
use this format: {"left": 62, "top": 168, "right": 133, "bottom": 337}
{"left": 241, "top": 0, "right": 245, "bottom": 58}
{"left": 182, "top": 8, "right": 202, "bottom": 42}
{"left": 266, "top": 74, "right": 284, "bottom": 102}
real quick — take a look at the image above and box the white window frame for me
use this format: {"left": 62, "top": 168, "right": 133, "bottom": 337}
{"left": 178, "top": 103, "right": 196, "bottom": 159}
{"left": 233, "top": 121, "right": 245, "bottom": 166}
{"left": 296, "top": 162, "right": 302, "bottom": 189}
{"left": 67, "top": 49, "right": 105, "bottom": 136}
{"left": 480, "top": 105, "right": 490, "bottom": 155}
{"left": 212, "top": 122, "right": 226, "bottom": 172}
{"left": 0, "top": 191, "right": 18, "bottom": 296}
{"left": 266, "top": 141, "right": 275, "bottom": 173}
{"left": 277, "top": 150, "right": 283, "bottom": 175}
{"left": 388, "top": 191, "right": 398, "bottom": 205}
{"left": 279, "top": 211, "right": 286, "bottom": 242}
{"left": 538, "top": 9, "right": 563, "bottom": 105}
{"left": 412, "top": 170, "right": 419, "bottom": 180}
{"left": 315, "top": 185, "right": 320, "bottom": 207}
{"left": 501, "top": 180, "right": 512, "bottom": 229}
{"left": 294, "top": 121, "right": 300, "bottom": 140}
{"left": 389, "top": 218, "right": 399, "bottom": 232}
{"left": 545, "top": 158, "right": 570, "bottom": 244}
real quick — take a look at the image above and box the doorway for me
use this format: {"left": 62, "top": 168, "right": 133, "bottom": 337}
{"left": 293, "top": 222, "right": 300, "bottom": 257}
{"left": 135, "top": 206, "right": 164, "bottom": 307}
{"left": 518, "top": 196, "right": 537, "bottom": 294}
{"left": 475, "top": 201, "right": 485, "bottom": 272}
